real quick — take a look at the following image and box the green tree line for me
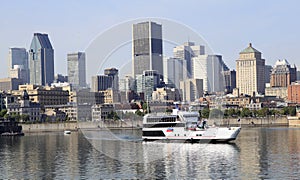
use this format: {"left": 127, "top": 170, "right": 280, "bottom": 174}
{"left": 199, "top": 106, "right": 296, "bottom": 119}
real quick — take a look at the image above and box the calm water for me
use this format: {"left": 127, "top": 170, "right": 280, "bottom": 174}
{"left": 1, "top": 127, "right": 300, "bottom": 179}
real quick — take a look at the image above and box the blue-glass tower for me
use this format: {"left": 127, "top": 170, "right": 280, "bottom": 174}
{"left": 29, "top": 33, "right": 54, "bottom": 86}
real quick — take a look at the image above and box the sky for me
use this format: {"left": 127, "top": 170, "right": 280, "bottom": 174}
{"left": 1, "top": 0, "right": 300, "bottom": 81}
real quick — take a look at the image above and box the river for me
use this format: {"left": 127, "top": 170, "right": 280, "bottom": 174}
{"left": 1, "top": 127, "right": 300, "bottom": 179}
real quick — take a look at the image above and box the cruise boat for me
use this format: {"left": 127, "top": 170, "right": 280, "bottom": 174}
{"left": 142, "top": 110, "right": 241, "bottom": 143}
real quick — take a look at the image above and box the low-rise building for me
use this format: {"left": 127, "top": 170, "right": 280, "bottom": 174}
{"left": 12, "top": 84, "right": 69, "bottom": 106}
{"left": 7, "top": 90, "right": 41, "bottom": 122}
{"left": 152, "top": 87, "right": 180, "bottom": 102}
{"left": 92, "top": 104, "right": 114, "bottom": 121}
{"left": 0, "top": 78, "right": 23, "bottom": 91}
{"left": 265, "top": 87, "right": 288, "bottom": 100}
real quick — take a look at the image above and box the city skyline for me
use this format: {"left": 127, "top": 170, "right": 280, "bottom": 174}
{"left": 1, "top": 1, "right": 300, "bottom": 79}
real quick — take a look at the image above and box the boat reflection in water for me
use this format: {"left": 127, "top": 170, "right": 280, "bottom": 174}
{"left": 81, "top": 128, "right": 240, "bottom": 179}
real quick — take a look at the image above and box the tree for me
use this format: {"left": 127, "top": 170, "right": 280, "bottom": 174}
{"left": 241, "top": 108, "right": 251, "bottom": 117}
{"left": 210, "top": 109, "right": 224, "bottom": 119}
{"left": 0, "top": 109, "right": 7, "bottom": 117}
{"left": 135, "top": 109, "right": 144, "bottom": 116}
{"left": 20, "top": 114, "right": 30, "bottom": 122}
{"left": 200, "top": 108, "right": 210, "bottom": 118}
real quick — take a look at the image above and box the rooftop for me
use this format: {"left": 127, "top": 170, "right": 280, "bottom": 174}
{"left": 240, "top": 43, "right": 261, "bottom": 54}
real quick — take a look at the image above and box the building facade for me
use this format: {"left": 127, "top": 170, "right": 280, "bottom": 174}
{"left": 163, "top": 57, "right": 186, "bottom": 89}
{"left": 180, "top": 79, "right": 203, "bottom": 103}
{"left": 91, "top": 75, "right": 113, "bottom": 92}
{"left": 136, "top": 70, "right": 161, "bottom": 100}
{"left": 236, "top": 43, "right": 265, "bottom": 96}
{"left": 12, "top": 84, "right": 69, "bottom": 106}
{"left": 67, "top": 52, "right": 86, "bottom": 89}
{"left": 8, "top": 48, "right": 29, "bottom": 83}
{"left": 104, "top": 68, "right": 119, "bottom": 91}
{"left": 0, "top": 78, "right": 23, "bottom": 91}
{"left": 223, "top": 70, "right": 236, "bottom": 94}
{"left": 270, "top": 59, "right": 297, "bottom": 87}
{"left": 173, "top": 42, "right": 205, "bottom": 78}
{"left": 29, "top": 33, "right": 54, "bottom": 86}
{"left": 288, "top": 82, "right": 300, "bottom": 104}
{"left": 132, "top": 21, "right": 163, "bottom": 77}
{"left": 192, "top": 54, "right": 228, "bottom": 93}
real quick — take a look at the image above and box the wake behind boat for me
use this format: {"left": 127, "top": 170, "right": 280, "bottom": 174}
{"left": 142, "top": 109, "right": 241, "bottom": 143}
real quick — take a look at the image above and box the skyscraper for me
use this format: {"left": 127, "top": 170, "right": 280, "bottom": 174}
{"left": 91, "top": 75, "right": 113, "bottom": 92}
{"left": 132, "top": 21, "right": 163, "bottom": 77}
{"left": 104, "top": 68, "right": 119, "bottom": 91}
{"left": 223, "top": 70, "right": 236, "bottom": 94}
{"left": 67, "top": 52, "right": 86, "bottom": 89}
{"left": 192, "top": 54, "right": 228, "bottom": 93}
{"left": 236, "top": 43, "right": 265, "bottom": 96}
{"left": 173, "top": 42, "right": 205, "bottom": 78}
{"left": 29, "top": 33, "right": 54, "bottom": 86}
{"left": 8, "top": 48, "right": 29, "bottom": 83}
{"left": 163, "top": 57, "right": 186, "bottom": 88}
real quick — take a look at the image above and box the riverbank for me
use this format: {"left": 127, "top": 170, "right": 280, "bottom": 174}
{"left": 21, "top": 116, "right": 289, "bottom": 132}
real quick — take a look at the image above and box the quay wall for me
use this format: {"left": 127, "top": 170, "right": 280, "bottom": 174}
{"left": 22, "top": 120, "right": 143, "bottom": 132}
{"left": 21, "top": 117, "right": 289, "bottom": 132}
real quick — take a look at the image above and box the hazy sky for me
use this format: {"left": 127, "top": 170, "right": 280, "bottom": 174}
{"left": 1, "top": 0, "right": 299, "bottom": 80}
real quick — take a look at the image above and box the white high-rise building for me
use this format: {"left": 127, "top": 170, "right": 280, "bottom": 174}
{"left": 173, "top": 42, "right": 205, "bottom": 78}
{"left": 163, "top": 57, "right": 187, "bottom": 88}
{"left": 192, "top": 54, "right": 228, "bottom": 93}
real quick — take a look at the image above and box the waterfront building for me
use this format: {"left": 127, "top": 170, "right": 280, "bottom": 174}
{"left": 270, "top": 59, "right": 297, "bottom": 87}
{"left": 179, "top": 79, "right": 203, "bottom": 103}
{"left": 92, "top": 104, "right": 114, "bottom": 121}
{"left": 192, "top": 54, "right": 228, "bottom": 93}
{"left": 288, "top": 81, "right": 300, "bottom": 104}
{"left": 0, "top": 78, "right": 23, "bottom": 91}
{"left": 29, "top": 33, "right": 54, "bottom": 86}
{"left": 223, "top": 70, "right": 236, "bottom": 94}
{"left": 7, "top": 90, "right": 41, "bottom": 122}
{"left": 236, "top": 43, "right": 265, "bottom": 96}
{"left": 104, "top": 68, "right": 119, "bottom": 91}
{"left": 67, "top": 52, "right": 86, "bottom": 89}
{"left": 11, "top": 84, "right": 69, "bottom": 106}
{"left": 173, "top": 42, "right": 205, "bottom": 78}
{"left": 163, "top": 57, "right": 186, "bottom": 88}
{"left": 132, "top": 21, "right": 163, "bottom": 77}
{"left": 45, "top": 103, "right": 92, "bottom": 121}
{"left": 8, "top": 48, "right": 29, "bottom": 84}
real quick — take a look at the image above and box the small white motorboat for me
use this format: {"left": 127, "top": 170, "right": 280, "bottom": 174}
{"left": 64, "top": 130, "right": 71, "bottom": 135}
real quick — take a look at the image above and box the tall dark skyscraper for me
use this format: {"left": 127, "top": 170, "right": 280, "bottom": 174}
{"left": 29, "top": 33, "right": 54, "bottom": 86}
{"left": 132, "top": 21, "right": 163, "bottom": 77}
{"left": 67, "top": 52, "right": 86, "bottom": 89}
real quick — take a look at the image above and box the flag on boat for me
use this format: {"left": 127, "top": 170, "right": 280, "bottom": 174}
{"left": 166, "top": 128, "right": 173, "bottom": 132}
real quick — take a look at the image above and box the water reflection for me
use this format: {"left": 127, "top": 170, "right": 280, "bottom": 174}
{"left": 1, "top": 127, "right": 300, "bottom": 179}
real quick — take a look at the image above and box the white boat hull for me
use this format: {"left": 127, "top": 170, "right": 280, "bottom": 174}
{"left": 142, "top": 127, "right": 241, "bottom": 142}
